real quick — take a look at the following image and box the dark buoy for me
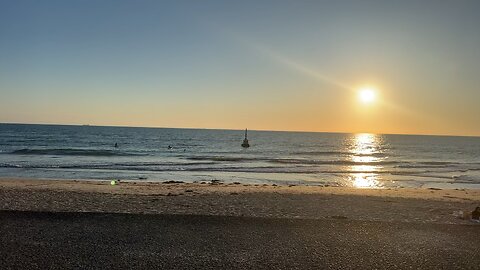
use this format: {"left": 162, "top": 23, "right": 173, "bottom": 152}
{"left": 241, "top": 128, "right": 250, "bottom": 148}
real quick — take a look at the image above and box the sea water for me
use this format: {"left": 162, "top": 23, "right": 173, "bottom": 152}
{"left": 0, "top": 123, "right": 479, "bottom": 189}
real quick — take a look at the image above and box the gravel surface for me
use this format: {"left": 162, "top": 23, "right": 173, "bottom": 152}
{"left": 1, "top": 211, "right": 479, "bottom": 270}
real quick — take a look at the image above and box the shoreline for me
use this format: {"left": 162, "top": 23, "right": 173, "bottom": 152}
{"left": 1, "top": 177, "right": 479, "bottom": 202}
{"left": 1, "top": 177, "right": 479, "bottom": 225}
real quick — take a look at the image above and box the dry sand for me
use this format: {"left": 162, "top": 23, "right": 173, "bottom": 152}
{"left": 0, "top": 177, "right": 479, "bottom": 224}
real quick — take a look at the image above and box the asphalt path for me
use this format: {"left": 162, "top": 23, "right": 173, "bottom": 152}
{"left": 1, "top": 211, "right": 479, "bottom": 269}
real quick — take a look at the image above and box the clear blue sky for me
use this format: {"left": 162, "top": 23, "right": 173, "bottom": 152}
{"left": 1, "top": 0, "right": 480, "bottom": 136}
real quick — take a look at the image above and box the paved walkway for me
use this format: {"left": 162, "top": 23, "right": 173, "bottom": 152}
{"left": 1, "top": 211, "right": 479, "bottom": 269}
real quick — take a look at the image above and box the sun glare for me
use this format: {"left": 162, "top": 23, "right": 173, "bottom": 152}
{"left": 358, "top": 88, "right": 376, "bottom": 104}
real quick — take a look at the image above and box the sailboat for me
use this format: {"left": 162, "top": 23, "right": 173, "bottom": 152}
{"left": 241, "top": 128, "right": 250, "bottom": 148}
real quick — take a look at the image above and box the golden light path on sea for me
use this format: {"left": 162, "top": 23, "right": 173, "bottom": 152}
{"left": 349, "top": 133, "right": 383, "bottom": 188}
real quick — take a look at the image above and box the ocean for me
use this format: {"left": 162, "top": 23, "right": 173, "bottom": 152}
{"left": 0, "top": 123, "right": 479, "bottom": 189}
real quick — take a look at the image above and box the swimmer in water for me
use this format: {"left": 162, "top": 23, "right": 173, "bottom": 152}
{"left": 114, "top": 143, "right": 118, "bottom": 148}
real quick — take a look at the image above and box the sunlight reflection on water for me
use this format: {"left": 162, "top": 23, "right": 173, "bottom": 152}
{"left": 349, "top": 133, "right": 384, "bottom": 188}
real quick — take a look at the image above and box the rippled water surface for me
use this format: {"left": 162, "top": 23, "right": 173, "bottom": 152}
{"left": 1, "top": 124, "right": 479, "bottom": 189}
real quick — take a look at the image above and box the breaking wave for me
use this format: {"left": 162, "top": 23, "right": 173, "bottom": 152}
{"left": 10, "top": 148, "right": 144, "bottom": 157}
{"left": 187, "top": 156, "right": 398, "bottom": 166}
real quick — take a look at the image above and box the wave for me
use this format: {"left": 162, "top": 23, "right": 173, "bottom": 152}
{"left": 186, "top": 156, "right": 398, "bottom": 166}
{"left": 395, "top": 164, "right": 454, "bottom": 169}
{"left": 292, "top": 151, "right": 387, "bottom": 157}
{"left": 452, "top": 175, "right": 479, "bottom": 183}
{"left": 0, "top": 163, "right": 387, "bottom": 174}
{"left": 419, "top": 161, "right": 457, "bottom": 165}
{"left": 267, "top": 158, "right": 398, "bottom": 166}
{"left": 391, "top": 171, "right": 462, "bottom": 180}
{"left": 0, "top": 160, "right": 216, "bottom": 169}
{"left": 293, "top": 151, "right": 350, "bottom": 156}
{"left": 187, "top": 156, "right": 252, "bottom": 162}
{"left": 1, "top": 159, "right": 476, "bottom": 178}
{"left": 9, "top": 148, "right": 144, "bottom": 157}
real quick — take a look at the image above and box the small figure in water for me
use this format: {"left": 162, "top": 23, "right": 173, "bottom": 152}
{"left": 168, "top": 145, "right": 173, "bottom": 149}
{"left": 114, "top": 143, "right": 118, "bottom": 148}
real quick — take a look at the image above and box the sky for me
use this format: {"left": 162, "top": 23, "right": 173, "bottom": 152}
{"left": 1, "top": 0, "right": 480, "bottom": 136}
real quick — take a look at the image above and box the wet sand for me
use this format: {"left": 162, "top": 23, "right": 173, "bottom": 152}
{"left": 1, "top": 178, "right": 479, "bottom": 269}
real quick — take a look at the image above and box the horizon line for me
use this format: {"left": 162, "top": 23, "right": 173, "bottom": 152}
{"left": 0, "top": 121, "right": 479, "bottom": 138}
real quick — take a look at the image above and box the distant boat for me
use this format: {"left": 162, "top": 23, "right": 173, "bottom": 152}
{"left": 241, "top": 129, "right": 250, "bottom": 148}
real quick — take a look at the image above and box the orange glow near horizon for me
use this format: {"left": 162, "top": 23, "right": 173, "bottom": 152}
{"left": 2, "top": 2, "right": 480, "bottom": 137}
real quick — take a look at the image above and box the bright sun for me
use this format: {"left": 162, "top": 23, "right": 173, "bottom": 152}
{"left": 358, "top": 88, "right": 376, "bottom": 104}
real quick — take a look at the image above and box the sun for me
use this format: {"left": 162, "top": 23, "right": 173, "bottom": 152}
{"left": 358, "top": 88, "right": 376, "bottom": 104}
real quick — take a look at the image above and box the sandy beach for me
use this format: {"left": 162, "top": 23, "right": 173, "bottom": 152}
{"left": 3, "top": 0, "right": 480, "bottom": 268}
{"left": 1, "top": 177, "right": 479, "bottom": 224}
{"left": 1, "top": 178, "right": 480, "bottom": 269}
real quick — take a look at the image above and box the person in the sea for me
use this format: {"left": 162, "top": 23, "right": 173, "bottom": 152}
{"left": 114, "top": 143, "right": 118, "bottom": 148}
{"left": 168, "top": 145, "right": 172, "bottom": 149}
